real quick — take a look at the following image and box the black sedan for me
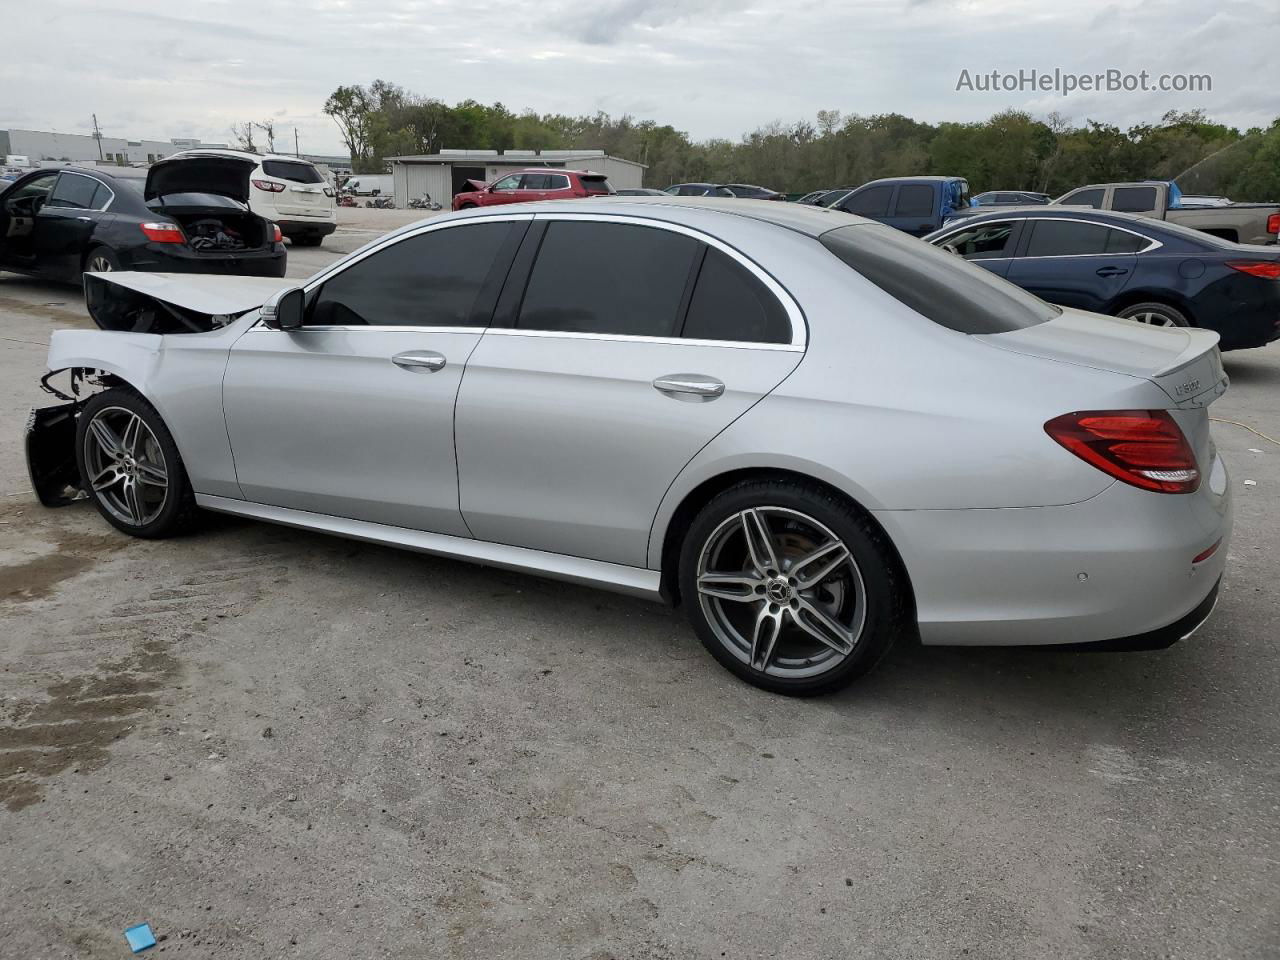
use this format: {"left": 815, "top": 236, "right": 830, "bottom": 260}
{"left": 0, "top": 157, "right": 286, "bottom": 285}
{"left": 925, "top": 208, "right": 1280, "bottom": 351}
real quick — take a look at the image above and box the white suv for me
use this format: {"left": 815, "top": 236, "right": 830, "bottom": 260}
{"left": 167, "top": 149, "right": 337, "bottom": 247}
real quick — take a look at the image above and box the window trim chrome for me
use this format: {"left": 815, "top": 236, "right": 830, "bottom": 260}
{"left": 291, "top": 209, "right": 808, "bottom": 348}
{"left": 929, "top": 215, "right": 1162, "bottom": 261}
{"left": 46, "top": 171, "right": 115, "bottom": 213}
{"left": 517, "top": 211, "right": 807, "bottom": 348}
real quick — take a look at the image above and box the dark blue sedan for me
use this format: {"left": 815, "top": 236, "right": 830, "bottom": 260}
{"left": 924, "top": 208, "right": 1280, "bottom": 351}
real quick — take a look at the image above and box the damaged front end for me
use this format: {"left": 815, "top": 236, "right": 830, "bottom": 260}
{"left": 26, "top": 371, "right": 87, "bottom": 507}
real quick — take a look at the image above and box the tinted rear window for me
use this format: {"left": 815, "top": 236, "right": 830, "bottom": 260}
{"left": 682, "top": 248, "right": 790, "bottom": 344}
{"left": 820, "top": 224, "right": 1057, "bottom": 334}
{"left": 579, "top": 175, "right": 613, "bottom": 195}
{"left": 261, "top": 160, "right": 323, "bottom": 184}
{"left": 518, "top": 221, "right": 697, "bottom": 336}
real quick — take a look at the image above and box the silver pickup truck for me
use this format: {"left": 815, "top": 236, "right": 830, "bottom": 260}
{"left": 1057, "top": 181, "right": 1279, "bottom": 245}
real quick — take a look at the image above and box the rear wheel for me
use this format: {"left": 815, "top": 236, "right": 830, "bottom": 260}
{"left": 1116, "top": 301, "right": 1190, "bottom": 328}
{"left": 290, "top": 235, "right": 323, "bottom": 247}
{"left": 84, "top": 245, "right": 121, "bottom": 275}
{"left": 75, "top": 389, "right": 196, "bottom": 539}
{"left": 679, "top": 479, "right": 908, "bottom": 696}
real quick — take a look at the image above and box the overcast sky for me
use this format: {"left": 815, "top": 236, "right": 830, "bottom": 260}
{"left": 3, "top": 0, "right": 1275, "bottom": 156}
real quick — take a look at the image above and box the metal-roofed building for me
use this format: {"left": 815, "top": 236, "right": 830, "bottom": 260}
{"left": 388, "top": 149, "right": 646, "bottom": 206}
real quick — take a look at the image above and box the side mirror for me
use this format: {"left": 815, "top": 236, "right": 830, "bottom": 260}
{"left": 260, "top": 287, "right": 304, "bottom": 330}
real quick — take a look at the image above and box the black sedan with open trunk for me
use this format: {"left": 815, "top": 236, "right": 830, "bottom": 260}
{"left": 0, "top": 155, "right": 286, "bottom": 284}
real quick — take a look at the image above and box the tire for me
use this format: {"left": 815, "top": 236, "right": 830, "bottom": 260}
{"left": 458, "top": 202, "right": 477, "bottom": 210}
{"left": 291, "top": 235, "right": 323, "bottom": 247}
{"left": 75, "top": 388, "right": 197, "bottom": 539}
{"left": 84, "top": 245, "right": 122, "bottom": 275}
{"left": 678, "top": 478, "right": 908, "bottom": 696}
{"left": 1115, "top": 301, "right": 1191, "bottom": 329}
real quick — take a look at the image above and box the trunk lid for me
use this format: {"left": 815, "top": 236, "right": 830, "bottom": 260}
{"left": 977, "top": 307, "right": 1228, "bottom": 409}
{"left": 146, "top": 154, "right": 256, "bottom": 204}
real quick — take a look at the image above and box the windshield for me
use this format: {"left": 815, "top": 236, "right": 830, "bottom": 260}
{"left": 820, "top": 223, "right": 1058, "bottom": 334}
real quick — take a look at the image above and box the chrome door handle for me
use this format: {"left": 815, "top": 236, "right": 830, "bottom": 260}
{"left": 392, "top": 351, "right": 446, "bottom": 372}
{"left": 76, "top": 216, "right": 93, "bottom": 222}
{"left": 652, "top": 374, "right": 725, "bottom": 401}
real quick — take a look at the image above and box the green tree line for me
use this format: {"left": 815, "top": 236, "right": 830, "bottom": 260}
{"left": 324, "top": 81, "right": 1280, "bottom": 200}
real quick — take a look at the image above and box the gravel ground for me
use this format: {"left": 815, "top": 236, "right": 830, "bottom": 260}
{"left": 1, "top": 239, "right": 1278, "bottom": 960}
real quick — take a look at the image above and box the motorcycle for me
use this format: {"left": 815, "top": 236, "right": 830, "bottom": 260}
{"left": 365, "top": 196, "right": 396, "bottom": 209}
{"left": 337, "top": 194, "right": 358, "bottom": 208}
{"left": 407, "top": 193, "right": 442, "bottom": 211}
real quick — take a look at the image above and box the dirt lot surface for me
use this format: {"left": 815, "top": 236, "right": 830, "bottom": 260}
{"left": 1, "top": 236, "right": 1278, "bottom": 959}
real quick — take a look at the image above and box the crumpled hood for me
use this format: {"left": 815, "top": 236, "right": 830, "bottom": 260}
{"left": 461, "top": 179, "right": 488, "bottom": 192}
{"left": 146, "top": 154, "right": 257, "bottom": 203}
{"left": 85, "top": 271, "right": 294, "bottom": 323}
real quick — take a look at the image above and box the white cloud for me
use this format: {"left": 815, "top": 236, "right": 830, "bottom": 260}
{"left": 2, "top": 0, "right": 1273, "bottom": 156}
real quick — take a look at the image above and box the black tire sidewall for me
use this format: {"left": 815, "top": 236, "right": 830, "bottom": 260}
{"left": 1117, "top": 301, "right": 1189, "bottom": 327}
{"left": 75, "top": 389, "right": 194, "bottom": 538}
{"left": 678, "top": 480, "right": 903, "bottom": 696}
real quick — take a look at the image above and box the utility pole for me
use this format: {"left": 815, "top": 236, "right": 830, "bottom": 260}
{"left": 294, "top": 127, "right": 300, "bottom": 158}
{"left": 91, "top": 113, "right": 104, "bottom": 161}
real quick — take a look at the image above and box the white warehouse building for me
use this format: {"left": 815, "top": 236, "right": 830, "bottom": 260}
{"left": 388, "top": 149, "right": 646, "bottom": 206}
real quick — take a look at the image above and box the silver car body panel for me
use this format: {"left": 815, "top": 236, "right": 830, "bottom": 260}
{"left": 195, "top": 494, "right": 662, "bottom": 600}
{"left": 43, "top": 197, "right": 1233, "bottom": 648}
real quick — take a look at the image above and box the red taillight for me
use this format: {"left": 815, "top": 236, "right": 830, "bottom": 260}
{"left": 252, "top": 179, "right": 285, "bottom": 192}
{"left": 1267, "top": 213, "right": 1280, "bottom": 235}
{"left": 1044, "top": 410, "right": 1199, "bottom": 494}
{"left": 1192, "top": 539, "right": 1221, "bottom": 565}
{"left": 1226, "top": 260, "right": 1280, "bottom": 279}
{"left": 270, "top": 223, "right": 283, "bottom": 243}
{"left": 139, "top": 221, "right": 185, "bottom": 244}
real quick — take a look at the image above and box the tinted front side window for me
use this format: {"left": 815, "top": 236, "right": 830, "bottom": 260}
{"left": 682, "top": 248, "right": 790, "bottom": 344}
{"left": 517, "top": 222, "right": 698, "bottom": 336}
{"left": 261, "top": 160, "right": 323, "bottom": 184}
{"left": 843, "top": 185, "right": 892, "bottom": 217}
{"left": 48, "top": 174, "right": 101, "bottom": 209}
{"left": 893, "top": 184, "right": 934, "bottom": 217}
{"left": 310, "top": 222, "right": 512, "bottom": 327}
{"left": 937, "top": 221, "right": 1015, "bottom": 259}
{"left": 1112, "top": 186, "right": 1157, "bottom": 213}
{"left": 1024, "top": 220, "right": 1112, "bottom": 257}
{"left": 821, "top": 224, "right": 1057, "bottom": 334}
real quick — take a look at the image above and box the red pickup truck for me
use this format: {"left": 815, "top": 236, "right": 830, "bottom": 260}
{"left": 452, "top": 169, "right": 615, "bottom": 210}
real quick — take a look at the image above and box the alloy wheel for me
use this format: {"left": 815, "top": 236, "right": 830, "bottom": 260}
{"left": 83, "top": 406, "right": 169, "bottom": 527}
{"left": 695, "top": 507, "right": 867, "bottom": 679}
{"left": 1125, "top": 310, "right": 1180, "bottom": 327}
{"left": 88, "top": 255, "right": 113, "bottom": 273}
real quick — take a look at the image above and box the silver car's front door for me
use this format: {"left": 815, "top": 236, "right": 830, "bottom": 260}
{"left": 454, "top": 216, "right": 805, "bottom": 568}
{"left": 222, "top": 216, "right": 526, "bottom": 535}
{"left": 224, "top": 327, "right": 481, "bottom": 535}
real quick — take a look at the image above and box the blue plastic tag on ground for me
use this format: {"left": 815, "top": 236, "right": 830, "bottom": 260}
{"left": 124, "top": 923, "right": 156, "bottom": 953}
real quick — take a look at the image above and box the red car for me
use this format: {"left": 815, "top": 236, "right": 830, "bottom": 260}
{"left": 451, "top": 168, "right": 615, "bottom": 211}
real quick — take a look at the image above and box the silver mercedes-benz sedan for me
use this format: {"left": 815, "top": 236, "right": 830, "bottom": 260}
{"left": 26, "top": 198, "right": 1231, "bottom": 695}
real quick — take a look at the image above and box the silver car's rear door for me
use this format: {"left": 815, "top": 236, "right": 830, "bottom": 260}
{"left": 454, "top": 214, "right": 805, "bottom": 568}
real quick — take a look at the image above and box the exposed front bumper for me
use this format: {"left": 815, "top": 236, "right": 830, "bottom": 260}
{"left": 876, "top": 454, "right": 1232, "bottom": 647}
{"left": 26, "top": 402, "right": 84, "bottom": 507}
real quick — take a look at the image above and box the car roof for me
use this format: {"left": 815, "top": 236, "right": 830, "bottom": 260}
{"left": 169, "top": 148, "right": 319, "bottom": 165}
{"left": 435, "top": 195, "right": 867, "bottom": 238}
{"left": 860, "top": 176, "right": 965, "bottom": 186}
{"left": 941, "top": 206, "right": 1166, "bottom": 228}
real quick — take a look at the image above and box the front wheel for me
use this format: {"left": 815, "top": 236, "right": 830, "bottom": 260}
{"left": 679, "top": 479, "right": 908, "bottom": 696}
{"left": 1115, "top": 301, "right": 1190, "bottom": 328}
{"left": 75, "top": 389, "right": 197, "bottom": 538}
{"left": 290, "top": 235, "right": 323, "bottom": 247}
